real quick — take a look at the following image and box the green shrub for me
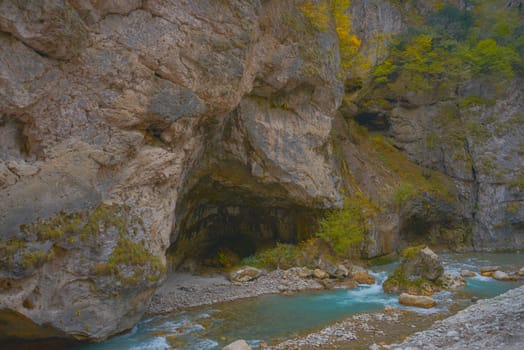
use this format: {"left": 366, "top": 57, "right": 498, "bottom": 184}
{"left": 239, "top": 243, "right": 302, "bottom": 270}
{"left": 400, "top": 245, "right": 426, "bottom": 260}
{"left": 316, "top": 197, "right": 369, "bottom": 257}
{"left": 393, "top": 182, "right": 418, "bottom": 208}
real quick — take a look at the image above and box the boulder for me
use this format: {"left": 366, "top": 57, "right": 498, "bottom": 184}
{"left": 222, "top": 339, "right": 252, "bottom": 350}
{"left": 383, "top": 247, "right": 444, "bottom": 295}
{"left": 312, "top": 269, "right": 329, "bottom": 280}
{"left": 353, "top": 271, "right": 376, "bottom": 285}
{"left": 335, "top": 264, "right": 349, "bottom": 279}
{"left": 318, "top": 260, "right": 338, "bottom": 277}
{"left": 460, "top": 270, "right": 476, "bottom": 278}
{"left": 438, "top": 272, "right": 466, "bottom": 290}
{"left": 350, "top": 265, "right": 367, "bottom": 275}
{"left": 229, "top": 267, "right": 262, "bottom": 283}
{"left": 402, "top": 247, "right": 444, "bottom": 282}
{"left": 480, "top": 266, "right": 501, "bottom": 273}
{"left": 519, "top": 267, "right": 524, "bottom": 277}
{"left": 295, "top": 267, "right": 313, "bottom": 279}
{"left": 337, "top": 279, "right": 358, "bottom": 289}
{"left": 398, "top": 293, "right": 436, "bottom": 309}
{"left": 492, "top": 271, "right": 517, "bottom": 281}
{"left": 320, "top": 278, "right": 336, "bottom": 289}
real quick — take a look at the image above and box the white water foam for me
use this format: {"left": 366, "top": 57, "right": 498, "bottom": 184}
{"left": 128, "top": 336, "right": 169, "bottom": 350}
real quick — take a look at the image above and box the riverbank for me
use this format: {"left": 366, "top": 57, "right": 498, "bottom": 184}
{"left": 72, "top": 252, "right": 523, "bottom": 350}
{"left": 385, "top": 284, "right": 524, "bottom": 350}
{"left": 147, "top": 269, "right": 325, "bottom": 314}
{"left": 266, "top": 284, "right": 524, "bottom": 350}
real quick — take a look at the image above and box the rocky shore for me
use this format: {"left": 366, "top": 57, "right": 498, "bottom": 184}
{"left": 264, "top": 285, "right": 524, "bottom": 350}
{"left": 147, "top": 269, "right": 325, "bottom": 314}
{"left": 384, "top": 284, "right": 524, "bottom": 350}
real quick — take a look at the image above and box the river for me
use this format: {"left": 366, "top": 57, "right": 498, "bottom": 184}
{"left": 76, "top": 252, "right": 523, "bottom": 350}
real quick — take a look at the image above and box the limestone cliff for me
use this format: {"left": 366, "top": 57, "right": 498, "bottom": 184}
{"left": 0, "top": 0, "right": 522, "bottom": 342}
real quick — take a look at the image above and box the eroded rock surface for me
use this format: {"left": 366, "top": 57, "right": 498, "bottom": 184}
{"left": 0, "top": 0, "right": 522, "bottom": 343}
{"left": 0, "top": 0, "right": 345, "bottom": 341}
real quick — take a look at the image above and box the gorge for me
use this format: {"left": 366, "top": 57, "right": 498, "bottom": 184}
{"left": 0, "top": 0, "right": 523, "bottom": 347}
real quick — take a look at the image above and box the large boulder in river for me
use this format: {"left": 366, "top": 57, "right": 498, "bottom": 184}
{"left": 383, "top": 246, "right": 443, "bottom": 295}
{"left": 399, "top": 293, "right": 436, "bottom": 309}
{"left": 401, "top": 246, "right": 444, "bottom": 282}
{"left": 229, "top": 267, "right": 262, "bottom": 283}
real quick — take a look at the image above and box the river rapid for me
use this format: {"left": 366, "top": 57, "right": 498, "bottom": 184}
{"left": 75, "top": 252, "right": 522, "bottom": 350}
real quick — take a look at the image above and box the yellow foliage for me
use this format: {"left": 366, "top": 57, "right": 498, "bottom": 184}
{"left": 300, "top": 0, "right": 361, "bottom": 71}
{"left": 300, "top": 1, "right": 329, "bottom": 31}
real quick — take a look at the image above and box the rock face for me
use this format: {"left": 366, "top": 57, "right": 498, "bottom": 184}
{"left": 351, "top": 3, "right": 524, "bottom": 251}
{"left": 0, "top": 0, "right": 522, "bottom": 343}
{"left": 0, "top": 0, "right": 344, "bottom": 341}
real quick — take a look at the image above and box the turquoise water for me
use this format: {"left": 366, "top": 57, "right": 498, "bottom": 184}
{"left": 77, "top": 253, "right": 522, "bottom": 350}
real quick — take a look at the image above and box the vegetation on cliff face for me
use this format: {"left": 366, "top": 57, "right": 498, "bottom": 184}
{"left": 300, "top": 0, "right": 362, "bottom": 72}
{"left": 316, "top": 194, "right": 376, "bottom": 256}
{"left": 372, "top": 1, "right": 522, "bottom": 101}
{"left": 1, "top": 204, "right": 164, "bottom": 287}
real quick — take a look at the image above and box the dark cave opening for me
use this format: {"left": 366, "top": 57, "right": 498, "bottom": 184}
{"left": 167, "top": 177, "right": 318, "bottom": 270}
{"left": 354, "top": 112, "right": 390, "bottom": 132}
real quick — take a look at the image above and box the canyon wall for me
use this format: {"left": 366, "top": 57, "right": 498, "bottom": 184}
{"left": 0, "top": 0, "right": 522, "bottom": 342}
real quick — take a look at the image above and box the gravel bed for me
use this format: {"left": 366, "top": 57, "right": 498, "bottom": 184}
{"left": 381, "top": 285, "right": 524, "bottom": 350}
{"left": 147, "top": 269, "right": 324, "bottom": 314}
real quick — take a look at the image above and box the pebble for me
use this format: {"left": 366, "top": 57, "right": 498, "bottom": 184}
{"left": 148, "top": 269, "right": 325, "bottom": 314}
{"left": 446, "top": 330, "right": 459, "bottom": 337}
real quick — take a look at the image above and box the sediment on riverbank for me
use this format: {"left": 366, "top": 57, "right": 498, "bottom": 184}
{"left": 384, "top": 284, "right": 524, "bottom": 350}
{"left": 267, "top": 285, "right": 524, "bottom": 350}
{"left": 147, "top": 269, "right": 325, "bottom": 314}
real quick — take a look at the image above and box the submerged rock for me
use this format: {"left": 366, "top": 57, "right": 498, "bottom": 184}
{"left": 223, "top": 339, "right": 252, "bottom": 350}
{"left": 492, "top": 271, "right": 517, "bottom": 281}
{"left": 229, "top": 267, "right": 263, "bottom": 283}
{"left": 438, "top": 272, "right": 466, "bottom": 290}
{"left": 460, "top": 270, "right": 476, "bottom": 278}
{"left": 337, "top": 279, "right": 358, "bottom": 289}
{"left": 398, "top": 293, "right": 436, "bottom": 309}
{"left": 480, "top": 266, "right": 501, "bottom": 274}
{"left": 353, "top": 271, "right": 376, "bottom": 285}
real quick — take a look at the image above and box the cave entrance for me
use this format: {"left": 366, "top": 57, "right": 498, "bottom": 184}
{"left": 167, "top": 176, "right": 318, "bottom": 271}
{"left": 354, "top": 111, "right": 390, "bottom": 132}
